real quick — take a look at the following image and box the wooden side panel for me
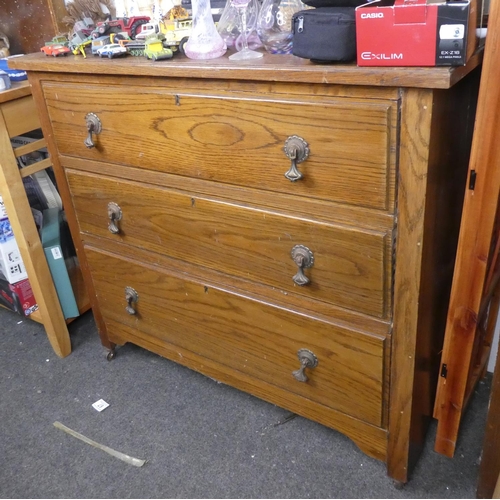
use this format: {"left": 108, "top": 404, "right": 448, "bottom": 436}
{"left": 387, "top": 88, "right": 434, "bottom": 484}
{"left": 434, "top": 0, "right": 500, "bottom": 457}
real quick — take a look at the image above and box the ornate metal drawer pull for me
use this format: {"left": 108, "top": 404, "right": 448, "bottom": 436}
{"left": 107, "top": 202, "right": 122, "bottom": 234}
{"left": 291, "top": 244, "right": 314, "bottom": 286}
{"left": 125, "top": 286, "right": 138, "bottom": 315}
{"left": 292, "top": 349, "right": 318, "bottom": 382}
{"left": 84, "top": 112, "right": 102, "bottom": 149}
{"left": 283, "top": 135, "right": 309, "bottom": 182}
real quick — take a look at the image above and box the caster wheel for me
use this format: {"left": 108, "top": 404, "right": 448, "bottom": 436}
{"left": 106, "top": 350, "right": 116, "bottom": 361}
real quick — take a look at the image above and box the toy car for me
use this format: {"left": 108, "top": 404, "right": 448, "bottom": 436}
{"left": 144, "top": 37, "right": 173, "bottom": 61}
{"left": 40, "top": 44, "right": 71, "bottom": 57}
{"left": 96, "top": 43, "right": 128, "bottom": 58}
{"left": 92, "top": 16, "right": 150, "bottom": 40}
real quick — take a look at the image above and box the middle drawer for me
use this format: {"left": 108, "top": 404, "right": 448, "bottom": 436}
{"left": 67, "top": 170, "right": 392, "bottom": 318}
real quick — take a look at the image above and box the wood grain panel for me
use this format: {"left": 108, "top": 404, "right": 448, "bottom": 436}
{"left": 9, "top": 51, "right": 482, "bottom": 89}
{"left": 85, "top": 246, "right": 387, "bottom": 427}
{"left": 106, "top": 317, "right": 388, "bottom": 461}
{"left": 44, "top": 82, "right": 396, "bottom": 211}
{"left": 67, "top": 170, "right": 392, "bottom": 318}
{"left": 2, "top": 95, "right": 41, "bottom": 138}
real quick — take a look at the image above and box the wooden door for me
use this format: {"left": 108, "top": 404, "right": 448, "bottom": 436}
{"left": 433, "top": 0, "right": 500, "bottom": 457}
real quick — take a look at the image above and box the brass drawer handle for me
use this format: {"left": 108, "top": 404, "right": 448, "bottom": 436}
{"left": 84, "top": 112, "right": 102, "bottom": 149}
{"left": 107, "top": 202, "right": 122, "bottom": 234}
{"left": 283, "top": 135, "right": 309, "bottom": 182}
{"left": 125, "top": 286, "right": 138, "bottom": 315}
{"left": 291, "top": 244, "right": 314, "bottom": 286}
{"left": 292, "top": 349, "right": 318, "bottom": 382}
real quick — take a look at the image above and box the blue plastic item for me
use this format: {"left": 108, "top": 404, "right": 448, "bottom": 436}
{"left": 0, "top": 55, "right": 27, "bottom": 81}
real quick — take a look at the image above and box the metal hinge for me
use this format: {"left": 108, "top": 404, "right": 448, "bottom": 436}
{"left": 469, "top": 170, "right": 477, "bottom": 190}
{"left": 440, "top": 363, "right": 448, "bottom": 379}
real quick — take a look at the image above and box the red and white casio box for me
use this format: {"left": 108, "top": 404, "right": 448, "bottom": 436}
{"left": 356, "top": 0, "right": 476, "bottom": 66}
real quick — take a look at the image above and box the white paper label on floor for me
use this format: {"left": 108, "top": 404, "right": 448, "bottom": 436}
{"left": 92, "top": 399, "right": 109, "bottom": 412}
{"left": 51, "top": 247, "right": 62, "bottom": 260}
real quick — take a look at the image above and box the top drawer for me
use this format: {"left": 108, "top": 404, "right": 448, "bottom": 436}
{"left": 42, "top": 81, "right": 398, "bottom": 212}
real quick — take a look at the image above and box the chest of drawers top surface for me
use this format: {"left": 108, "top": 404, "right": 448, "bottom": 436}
{"left": 9, "top": 51, "right": 480, "bottom": 89}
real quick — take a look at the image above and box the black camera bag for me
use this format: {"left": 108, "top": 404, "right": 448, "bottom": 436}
{"left": 291, "top": 7, "right": 357, "bottom": 63}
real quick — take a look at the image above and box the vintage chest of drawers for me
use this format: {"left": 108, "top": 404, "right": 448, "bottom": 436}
{"left": 11, "top": 53, "right": 481, "bottom": 483}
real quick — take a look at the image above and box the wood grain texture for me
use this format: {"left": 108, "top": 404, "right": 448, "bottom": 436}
{"left": 1, "top": 96, "right": 40, "bottom": 138}
{"left": 67, "top": 169, "right": 392, "bottom": 319}
{"left": 434, "top": 0, "right": 500, "bottom": 458}
{"left": 82, "top": 231, "right": 392, "bottom": 340}
{"left": 105, "top": 316, "right": 389, "bottom": 461}
{"left": 86, "top": 245, "right": 387, "bottom": 427}
{"left": 62, "top": 156, "right": 396, "bottom": 231}
{"left": 0, "top": 81, "right": 31, "bottom": 104}
{"left": 44, "top": 81, "right": 396, "bottom": 212}
{"left": 9, "top": 50, "right": 482, "bottom": 89}
{"left": 21, "top": 58, "right": 481, "bottom": 483}
{"left": 0, "top": 93, "right": 70, "bottom": 357}
{"left": 387, "top": 88, "right": 434, "bottom": 484}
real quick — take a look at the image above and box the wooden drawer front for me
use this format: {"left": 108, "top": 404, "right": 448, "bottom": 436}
{"left": 68, "top": 170, "right": 392, "bottom": 318}
{"left": 44, "top": 81, "right": 396, "bottom": 211}
{"left": 86, "top": 247, "right": 386, "bottom": 427}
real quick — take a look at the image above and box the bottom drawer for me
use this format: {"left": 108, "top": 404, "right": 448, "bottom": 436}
{"left": 86, "top": 246, "right": 387, "bottom": 428}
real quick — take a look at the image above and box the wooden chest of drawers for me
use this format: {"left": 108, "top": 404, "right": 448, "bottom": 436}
{"left": 12, "top": 53, "right": 481, "bottom": 483}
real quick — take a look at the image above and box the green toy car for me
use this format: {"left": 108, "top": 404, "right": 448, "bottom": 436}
{"left": 144, "top": 37, "right": 173, "bottom": 61}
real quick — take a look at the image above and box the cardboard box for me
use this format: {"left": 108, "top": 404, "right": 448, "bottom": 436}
{"left": 356, "top": 0, "right": 476, "bottom": 67}
{"left": 0, "top": 277, "right": 38, "bottom": 316}
{"left": 0, "top": 218, "right": 28, "bottom": 284}
{"left": 0, "top": 195, "right": 8, "bottom": 220}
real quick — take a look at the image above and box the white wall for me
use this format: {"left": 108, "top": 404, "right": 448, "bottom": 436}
{"left": 488, "top": 311, "right": 500, "bottom": 372}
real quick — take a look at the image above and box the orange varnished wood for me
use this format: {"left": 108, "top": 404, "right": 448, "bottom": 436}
{"left": 434, "top": 0, "right": 500, "bottom": 458}
{"left": 105, "top": 314, "right": 389, "bottom": 461}
{"left": 15, "top": 54, "right": 481, "bottom": 483}
{"left": 67, "top": 169, "right": 392, "bottom": 318}
{"left": 0, "top": 83, "right": 88, "bottom": 357}
{"left": 44, "top": 81, "right": 397, "bottom": 212}
{"left": 82, "top": 232, "right": 392, "bottom": 339}
{"left": 86, "top": 245, "right": 387, "bottom": 427}
{"left": 9, "top": 50, "right": 482, "bottom": 89}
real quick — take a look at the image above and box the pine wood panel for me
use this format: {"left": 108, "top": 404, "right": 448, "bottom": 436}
{"left": 67, "top": 170, "right": 392, "bottom": 318}
{"left": 0, "top": 92, "right": 70, "bottom": 357}
{"left": 86, "top": 245, "right": 387, "bottom": 427}
{"left": 44, "top": 82, "right": 396, "bottom": 212}
{"left": 434, "top": 0, "right": 500, "bottom": 458}
{"left": 2, "top": 95, "right": 41, "bottom": 138}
